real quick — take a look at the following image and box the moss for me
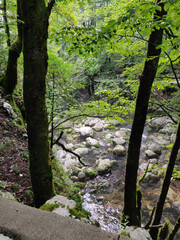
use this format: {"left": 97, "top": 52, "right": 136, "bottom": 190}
{"left": 69, "top": 206, "right": 91, "bottom": 220}
{"left": 40, "top": 202, "right": 60, "bottom": 212}
{"left": 120, "top": 231, "right": 130, "bottom": 237}
{"left": 84, "top": 167, "right": 96, "bottom": 179}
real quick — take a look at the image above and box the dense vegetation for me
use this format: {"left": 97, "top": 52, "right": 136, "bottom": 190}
{"left": 0, "top": 0, "right": 179, "bottom": 239}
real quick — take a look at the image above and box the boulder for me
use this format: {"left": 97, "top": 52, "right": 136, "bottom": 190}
{"left": 113, "top": 137, "right": 126, "bottom": 146}
{"left": 148, "top": 143, "right": 161, "bottom": 156}
{"left": 79, "top": 126, "right": 94, "bottom": 137}
{"left": 145, "top": 150, "right": 158, "bottom": 159}
{"left": 84, "top": 167, "right": 97, "bottom": 179}
{"left": 112, "top": 145, "right": 126, "bottom": 156}
{"left": 86, "top": 137, "right": 99, "bottom": 147}
{"left": 115, "top": 130, "right": 126, "bottom": 138}
{"left": 142, "top": 172, "right": 160, "bottom": 184}
{"left": 96, "top": 158, "right": 117, "bottom": 174}
{"left": 46, "top": 195, "right": 76, "bottom": 217}
{"left": 120, "top": 226, "right": 152, "bottom": 240}
{"left": 74, "top": 148, "right": 89, "bottom": 156}
{"left": 93, "top": 121, "right": 104, "bottom": 132}
{"left": 3, "top": 102, "right": 17, "bottom": 119}
{"left": 147, "top": 117, "right": 172, "bottom": 131}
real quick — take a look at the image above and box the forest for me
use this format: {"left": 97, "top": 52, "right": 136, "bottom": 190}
{"left": 0, "top": 0, "right": 180, "bottom": 240}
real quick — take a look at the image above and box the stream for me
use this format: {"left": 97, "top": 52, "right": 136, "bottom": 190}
{"left": 57, "top": 117, "right": 180, "bottom": 239}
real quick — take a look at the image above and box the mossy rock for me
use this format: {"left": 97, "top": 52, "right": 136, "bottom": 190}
{"left": 83, "top": 167, "right": 96, "bottom": 179}
{"left": 40, "top": 202, "right": 60, "bottom": 212}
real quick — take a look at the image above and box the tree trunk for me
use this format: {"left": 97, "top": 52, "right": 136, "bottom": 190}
{"left": 149, "top": 121, "right": 180, "bottom": 239}
{"left": 3, "top": 0, "right": 11, "bottom": 47}
{"left": 22, "top": 0, "right": 55, "bottom": 208}
{"left": 121, "top": 1, "right": 166, "bottom": 226}
{"left": 0, "top": 0, "right": 22, "bottom": 96}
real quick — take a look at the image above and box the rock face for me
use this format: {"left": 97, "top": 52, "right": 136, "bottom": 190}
{"left": 96, "top": 159, "right": 117, "bottom": 174}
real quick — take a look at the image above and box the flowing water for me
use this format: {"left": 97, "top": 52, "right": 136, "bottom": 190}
{"left": 80, "top": 128, "right": 180, "bottom": 239}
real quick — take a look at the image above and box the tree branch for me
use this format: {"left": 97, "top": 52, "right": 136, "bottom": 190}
{"left": 165, "top": 52, "right": 180, "bottom": 88}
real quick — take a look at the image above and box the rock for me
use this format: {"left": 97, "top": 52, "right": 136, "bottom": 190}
{"left": 142, "top": 172, "right": 160, "bottom": 184}
{"left": 88, "top": 118, "right": 100, "bottom": 127}
{"left": 148, "top": 143, "right": 161, "bottom": 156}
{"left": 105, "top": 133, "right": 113, "bottom": 140}
{"left": 115, "top": 130, "right": 126, "bottom": 138}
{"left": 147, "top": 117, "right": 172, "bottom": 131}
{"left": 79, "top": 126, "right": 94, "bottom": 137}
{"left": 56, "top": 150, "right": 67, "bottom": 159}
{"left": 46, "top": 195, "right": 76, "bottom": 218}
{"left": 3, "top": 102, "right": 17, "bottom": 119}
{"left": 74, "top": 148, "right": 89, "bottom": 156}
{"left": 78, "top": 171, "right": 86, "bottom": 181}
{"left": 66, "top": 143, "right": 74, "bottom": 150}
{"left": 113, "top": 137, "right": 126, "bottom": 146}
{"left": 120, "top": 226, "right": 152, "bottom": 240}
{"left": 84, "top": 167, "right": 96, "bottom": 179}
{"left": 93, "top": 122, "right": 104, "bottom": 132}
{"left": 0, "top": 190, "right": 16, "bottom": 201}
{"left": 154, "top": 135, "right": 171, "bottom": 146}
{"left": 145, "top": 150, "right": 158, "bottom": 159}
{"left": 96, "top": 158, "right": 117, "bottom": 174}
{"left": 0, "top": 234, "right": 13, "bottom": 240}
{"left": 112, "top": 145, "right": 126, "bottom": 156}
{"left": 86, "top": 137, "right": 99, "bottom": 147}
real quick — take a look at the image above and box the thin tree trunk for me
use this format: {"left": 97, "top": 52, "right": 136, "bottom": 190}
{"left": 3, "top": 0, "right": 11, "bottom": 47}
{"left": 0, "top": 0, "right": 22, "bottom": 96}
{"left": 121, "top": 1, "right": 166, "bottom": 226}
{"left": 22, "top": 0, "right": 55, "bottom": 207}
{"left": 149, "top": 122, "right": 180, "bottom": 239}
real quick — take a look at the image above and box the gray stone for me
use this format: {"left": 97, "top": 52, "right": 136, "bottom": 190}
{"left": 105, "top": 133, "right": 113, "bottom": 140}
{"left": 78, "top": 171, "right": 86, "bottom": 181}
{"left": 142, "top": 173, "right": 160, "bottom": 183}
{"left": 145, "top": 150, "right": 158, "bottom": 159}
{"left": 0, "top": 234, "right": 13, "bottom": 240}
{"left": 79, "top": 126, "right": 94, "bottom": 136}
{"left": 74, "top": 147, "right": 89, "bottom": 156}
{"left": 0, "top": 190, "right": 16, "bottom": 201}
{"left": 93, "top": 121, "right": 104, "bottom": 132}
{"left": 112, "top": 145, "right": 126, "bottom": 156}
{"left": 115, "top": 130, "right": 126, "bottom": 138}
{"left": 84, "top": 167, "right": 96, "bottom": 179}
{"left": 120, "top": 226, "right": 152, "bottom": 240}
{"left": 147, "top": 117, "right": 172, "bottom": 130}
{"left": 86, "top": 137, "right": 99, "bottom": 147}
{"left": 3, "top": 102, "right": 17, "bottom": 119}
{"left": 113, "top": 137, "right": 126, "bottom": 145}
{"left": 148, "top": 143, "right": 161, "bottom": 155}
{"left": 96, "top": 159, "right": 117, "bottom": 174}
{"left": 46, "top": 195, "right": 76, "bottom": 217}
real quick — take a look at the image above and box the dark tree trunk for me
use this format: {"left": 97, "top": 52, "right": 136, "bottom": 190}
{"left": 22, "top": 0, "right": 55, "bottom": 208}
{"left": 3, "top": 0, "right": 11, "bottom": 47}
{"left": 121, "top": 1, "right": 166, "bottom": 226}
{"left": 149, "top": 122, "right": 180, "bottom": 239}
{"left": 0, "top": 0, "right": 22, "bottom": 96}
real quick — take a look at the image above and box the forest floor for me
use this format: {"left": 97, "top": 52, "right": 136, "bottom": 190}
{"left": 0, "top": 108, "right": 33, "bottom": 206}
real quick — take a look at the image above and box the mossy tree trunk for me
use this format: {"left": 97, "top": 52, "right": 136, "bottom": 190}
{"left": 121, "top": 1, "right": 166, "bottom": 226}
{"left": 22, "top": 0, "right": 55, "bottom": 208}
{"left": 0, "top": 0, "right": 22, "bottom": 96}
{"left": 149, "top": 122, "right": 180, "bottom": 240}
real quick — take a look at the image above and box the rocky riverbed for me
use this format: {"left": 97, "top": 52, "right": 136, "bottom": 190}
{"left": 54, "top": 116, "right": 180, "bottom": 238}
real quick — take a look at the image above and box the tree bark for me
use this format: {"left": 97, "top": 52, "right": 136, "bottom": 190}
{"left": 149, "top": 121, "right": 180, "bottom": 239}
{"left": 122, "top": 1, "right": 166, "bottom": 226}
{"left": 3, "top": 0, "right": 11, "bottom": 47}
{"left": 22, "top": 0, "right": 55, "bottom": 207}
